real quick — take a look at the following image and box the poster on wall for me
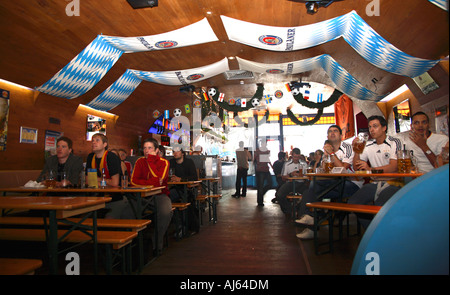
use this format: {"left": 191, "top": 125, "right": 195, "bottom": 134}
{"left": 20, "top": 126, "right": 38, "bottom": 144}
{"left": 86, "top": 114, "right": 106, "bottom": 141}
{"left": 0, "top": 88, "right": 9, "bottom": 151}
{"left": 45, "top": 130, "right": 62, "bottom": 159}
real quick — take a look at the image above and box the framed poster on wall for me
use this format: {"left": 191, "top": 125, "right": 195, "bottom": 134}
{"left": 20, "top": 126, "right": 38, "bottom": 144}
{"left": 0, "top": 88, "right": 9, "bottom": 151}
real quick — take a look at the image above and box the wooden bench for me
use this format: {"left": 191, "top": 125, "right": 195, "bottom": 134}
{"left": 206, "top": 194, "right": 221, "bottom": 223}
{"left": 305, "top": 202, "right": 382, "bottom": 254}
{"left": 0, "top": 216, "right": 151, "bottom": 231}
{"left": 0, "top": 258, "right": 43, "bottom": 275}
{"left": 287, "top": 194, "right": 303, "bottom": 219}
{"left": 0, "top": 228, "right": 137, "bottom": 274}
{"left": 0, "top": 216, "right": 150, "bottom": 273}
{"left": 172, "top": 203, "right": 190, "bottom": 239}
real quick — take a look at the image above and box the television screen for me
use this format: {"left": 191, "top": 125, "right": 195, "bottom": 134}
{"left": 86, "top": 114, "right": 106, "bottom": 141}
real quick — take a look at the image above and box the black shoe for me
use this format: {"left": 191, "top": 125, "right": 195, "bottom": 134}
{"left": 231, "top": 193, "right": 240, "bottom": 198}
{"left": 271, "top": 197, "right": 278, "bottom": 204}
{"left": 241, "top": 194, "right": 246, "bottom": 197}
{"left": 257, "top": 203, "right": 264, "bottom": 207}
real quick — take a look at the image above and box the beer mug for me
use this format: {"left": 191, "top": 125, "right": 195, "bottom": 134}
{"left": 323, "top": 155, "right": 334, "bottom": 173}
{"left": 397, "top": 150, "right": 412, "bottom": 173}
{"left": 353, "top": 133, "right": 369, "bottom": 154}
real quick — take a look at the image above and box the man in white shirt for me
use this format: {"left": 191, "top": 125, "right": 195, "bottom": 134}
{"left": 397, "top": 111, "right": 448, "bottom": 173}
{"left": 275, "top": 148, "right": 308, "bottom": 217}
{"left": 296, "top": 125, "right": 363, "bottom": 239}
{"left": 347, "top": 115, "right": 402, "bottom": 229}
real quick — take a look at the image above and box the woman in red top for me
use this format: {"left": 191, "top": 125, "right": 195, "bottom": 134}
{"left": 129, "top": 138, "right": 172, "bottom": 254}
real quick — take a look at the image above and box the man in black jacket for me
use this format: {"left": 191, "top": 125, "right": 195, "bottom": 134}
{"left": 37, "top": 136, "right": 83, "bottom": 187}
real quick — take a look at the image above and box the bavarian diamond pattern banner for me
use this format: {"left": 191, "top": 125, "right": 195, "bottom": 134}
{"left": 428, "top": 0, "right": 448, "bottom": 10}
{"left": 132, "top": 57, "right": 229, "bottom": 86}
{"left": 36, "top": 35, "right": 123, "bottom": 99}
{"left": 221, "top": 11, "right": 440, "bottom": 78}
{"left": 236, "top": 55, "right": 385, "bottom": 101}
{"left": 36, "top": 18, "right": 218, "bottom": 99}
{"left": 85, "top": 58, "right": 229, "bottom": 111}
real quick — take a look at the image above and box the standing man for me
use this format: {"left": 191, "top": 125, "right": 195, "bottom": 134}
{"left": 296, "top": 125, "right": 362, "bottom": 239}
{"left": 232, "top": 141, "right": 252, "bottom": 198}
{"left": 37, "top": 136, "right": 83, "bottom": 187}
{"left": 275, "top": 148, "right": 309, "bottom": 218}
{"left": 347, "top": 115, "right": 402, "bottom": 229}
{"left": 130, "top": 138, "right": 172, "bottom": 254}
{"left": 86, "top": 133, "right": 126, "bottom": 218}
{"left": 254, "top": 139, "right": 273, "bottom": 207}
{"left": 398, "top": 111, "right": 448, "bottom": 173}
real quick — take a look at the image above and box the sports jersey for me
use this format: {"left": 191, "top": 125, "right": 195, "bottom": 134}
{"left": 360, "top": 135, "right": 402, "bottom": 167}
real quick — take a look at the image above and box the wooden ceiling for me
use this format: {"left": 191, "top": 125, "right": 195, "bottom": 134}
{"left": 0, "top": 0, "right": 448, "bottom": 130}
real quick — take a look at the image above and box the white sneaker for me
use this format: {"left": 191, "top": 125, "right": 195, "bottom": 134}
{"left": 296, "top": 228, "right": 314, "bottom": 240}
{"left": 295, "top": 214, "right": 314, "bottom": 225}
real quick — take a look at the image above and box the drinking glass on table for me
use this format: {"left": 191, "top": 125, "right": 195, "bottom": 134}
{"left": 353, "top": 133, "right": 369, "bottom": 154}
{"left": 47, "top": 170, "right": 56, "bottom": 188}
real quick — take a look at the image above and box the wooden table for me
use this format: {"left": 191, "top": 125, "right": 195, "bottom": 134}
{"left": 199, "top": 177, "right": 220, "bottom": 195}
{"left": 168, "top": 180, "right": 201, "bottom": 202}
{"left": 0, "top": 196, "right": 111, "bottom": 275}
{"left": 1, "top": 186, "right": 164, "bottom": 219}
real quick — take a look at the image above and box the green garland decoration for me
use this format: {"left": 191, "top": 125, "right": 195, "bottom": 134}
{"left": 291, "top": 88, "right": 343, "bottom": 109}
{"left": 209, "top": 83, "right": 265, "bottom": 113}
{"left": 206, "top": 84, "right": 343, "bottom": 127}
{"left": 286, "top": 108, "right": 324, "bottom": 126}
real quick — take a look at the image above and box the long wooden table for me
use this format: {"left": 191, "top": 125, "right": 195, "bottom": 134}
{"left": 0, "top": 196, "right": 111, "bottom": 275}
{"left": 1, "top": 185, "right": 164, "bottom": 219}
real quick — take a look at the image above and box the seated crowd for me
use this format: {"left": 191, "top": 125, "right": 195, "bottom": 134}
{"left": 35, "top": 134, "right": 201, "bottom": 255}
{"left": 267, "top": 112, "right": 448, "bottom": 239}
{"left": 34, "top": 111, "right": 449, "bottom": 255}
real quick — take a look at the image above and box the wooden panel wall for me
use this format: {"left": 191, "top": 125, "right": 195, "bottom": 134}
{"left": 0, "top": 80, "right": 151, "bottom": 170}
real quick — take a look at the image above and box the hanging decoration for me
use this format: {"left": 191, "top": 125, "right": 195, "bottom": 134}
{"left": 86, "top": 58, "right": 228, "bottom": 111}
{"left": 236, "top": 55, "right": 385, "bottom": 101}
{"left": 36, "top": 18, "right": 218, "bottom": 99}
{"left": 207, "top": 84, "right": 265, "bottom": 113}
{"left": 221, "top": 11, "right": 440, "bottom": 78}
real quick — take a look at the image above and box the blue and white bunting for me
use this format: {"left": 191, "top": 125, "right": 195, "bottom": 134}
{"left": 36, "top": 18, "right": 218, "bottom": 99}
{"left": 85, "top": 58, "right": 229, "bottom": 111}
{"left": 221, "top": 11, "right": 440, "bottom": 78}
{"left": 236, "top": 55, "right": 386, "bottom": 101}
{"left": 85, "top": 69, "right": 143, "bottom": 111}
{"left": 36, "top": 35, "right": 123, "bottom": 99}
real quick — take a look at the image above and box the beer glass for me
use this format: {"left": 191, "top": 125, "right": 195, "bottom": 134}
{"left": 353, "top": 133, "right": 369, "bottom": 154}
{"left": 397, "top": 150, "right": 412, "bottom": 173}
{"left": 323, "top": 155, "right": 333, "bottom": 173}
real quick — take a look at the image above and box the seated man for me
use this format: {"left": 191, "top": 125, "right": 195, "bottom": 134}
{"left": 130, "top": 138, "right": 172, "bottom": 253}
{"left": 37, "top": 136, "right": 83, "bottom": 187}
{"left": 275, "top": 148, "right": 309, "bottom": 219}
{"left": 296, "top": 125, "right": 363, "bottom": 239}
{"left": 397, "top": 111, "right": 448, "bottom": 173}
{"left": 86, "top": 133, "right": 126, "bottom": 218}
{"left": 168, "top": 147, "right": 199, "bottom": 233}
{"left": 168, "top": 147, "right": 198, "bottom": 203}
{"left": 347, "top": 115, "right": 403, "bottom": 229}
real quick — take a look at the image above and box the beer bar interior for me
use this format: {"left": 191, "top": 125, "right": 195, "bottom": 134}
{"left": 0, "top": 0, "right": 448, "bottom": 279}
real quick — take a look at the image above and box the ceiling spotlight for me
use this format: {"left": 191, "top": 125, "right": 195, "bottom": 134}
{"left": 306, "top": 2, "right": 319, "bottom": 14}
{"left": 303, "top": 1, "right": 342, "bottom": 15}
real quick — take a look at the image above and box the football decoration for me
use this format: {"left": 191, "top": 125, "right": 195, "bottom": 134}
{"left": 228, "top": 98, "right": 236, "bottom": 105}
{"left": 274, "top": 90, "right": 283, "bottom": 99}
{"left": 208, "top": 88, "right": 217, "bottom": 98}
{"left": 173, "top": 108, "right": 182, "bottom": 117}
{"left": 251, "top": 98, "right": 260, "bottom": 107}
{"left": 291, "top": 87, "right": 301, "bottom": 96}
